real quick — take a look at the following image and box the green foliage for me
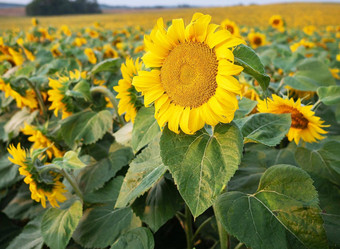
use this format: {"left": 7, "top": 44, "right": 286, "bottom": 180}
{"left": 160, "top": 123, "right": 243, "bottom": 218}
{"left": 234, "top": 97, "right": 257, "bottom": 119}
{"left": 53, "top": 151, "right": 86, "bottom": 170}
{"left": 0, "top": 155, "right": 20, "bottom": 189}
{"left": 91, "top": 58, "right": 121, "bottom": 75}
{"left": 317, "top": 85, "right": 340, "bottom": 105}
{"left": 110, "top": 227, "right": 154, "bottom": 249}
{"left": 215, "top": 165, "right": 328, "bottom": 249}
{"left": 41, "top": 200, "right": 83, "bottom": 249}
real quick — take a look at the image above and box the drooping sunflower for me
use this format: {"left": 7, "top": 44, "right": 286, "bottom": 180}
{"left": 257, "top": 94, "right": 329, "bottom": 144}
{"left": 220, "top": 18, "right": 240, "bottom": 37}
{"left": 132, "top": 13, "right": 244, "bottom": 134}
{"left": 247, "top": 32, "right": 267, "bottom": 49}
{"left": 269, "top": 15, "right": 285, "bottom": 32}
{"left": 48, "top": 70, "right": 87, "bottom": 119}
{"left": 0, "top": 78, "right": 38, "bottom": 109}
{"left": 21, "top": 123, "right": 64, "bottom": 159}
{"left": 114, "top": 57, "right": 143, "bottom": 123}
{"left": 8, "top": 143, "right": 67, "bottom": 208}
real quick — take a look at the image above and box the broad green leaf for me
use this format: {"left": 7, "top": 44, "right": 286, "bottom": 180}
{"left": 91, "top": 58, "right": 121, "bottom": 75}
{"left": 284, "top": 59, "right": 335, "bottom": 91}
{"left": 132, "top": 176, "right": 183, "bottom": 232}
{"left": 110, "top": 227, "right": 154, "bottom": 249}
{"left": 317, "top": 85, "right": 340, "bottom": 105}
{"left": 61, "top": 110, "right": 113, "bottom": 147}
{"left": 67, "top": 80, "right": 92, "bottom": 101}
{"left": 215, "top": 165, "right": 328, "bottom": 249}
{"left": 116, "top": 138, "right": 166, "bottom": 208}
{"left": 78, "top": 144, "right": 133, "bottom": 193}
{"left": 72, "top": 207, "right": 134, "bottom": 248}
{"left": 234, "top": 97, "right": 257, "bottom": 119}
{"left": 7, "top": 214, "right": 44, "bottom": 249}
{"left": 322, "top": 213, "right": 340, "bottom": 247}
{"left": 41, "top": 200, "right": 83, "bottom": 249}
{"left": 295, "top": 141, "right": 340, "bottom": 185}
{"left": 0, "top": 154, "right": 21, "bottom": 189}
{"left": 53, "top": 151, "right": 86, "bottom": 170}
{"left": 240, "top": 113, "right": 291, "bottom": 146}
{"left": 84, "top": 176, "right": 124, "bottom": 204}
{"left": 131, "top": 106, "right": 160, "bottom": 152}
{"left": 234, "top": 44, "right": 270, "bottom": 91}
{"left": 160, "top": 123, "right": 243, "bottom": 218}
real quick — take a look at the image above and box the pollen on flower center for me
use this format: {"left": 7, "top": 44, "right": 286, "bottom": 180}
{"left": 279, "top": 105, "right": 309, "bottom": 129}
{"left": 160, "top": 42, "right": 218, "bottom": 108}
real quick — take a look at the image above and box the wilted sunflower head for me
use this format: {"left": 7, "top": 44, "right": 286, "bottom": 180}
{"left": 257, "top": 94, "right": 329, "bottom": 144}
{"left": 220, "top": 18, "right": 240, "bottom": 37}
{"left": 133, "top": 13, "right": 245, "bottom": 134}
{"left": 248, "top": 32, "right": 266, "bottom": 49}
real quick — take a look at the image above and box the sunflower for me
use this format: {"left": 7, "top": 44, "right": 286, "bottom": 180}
{"left": 330, "top": 68, "right": 340, "bottom": 80}
{"left": 7, "top": 143, "right": 67, "bottom": 208}
{"left": 303, "top": 25, "right": 316, "bottom": 36}
{"left": 290, "top": 39, "right": 315, "bottom": 52}
{"left": 74, "top": 37, "right": 87, "bottom": 47}
{"left": 84, "top": 48, "right": 97, "bottom": 64}
{"left": 220, "top": 18, "right": 240, "bottom": 37}
{"left": 269, "top": 15, "right": 285, "bottom": 32}
{"left": 248, "top": 32, "right": 266, "bottom": 49}
{"left": 0, "top": 78, "right": 38, "bottom": 109}
{"left": 285, "top": 86, "right": 315, "bottom": 100}
{"left": 60, "top": 25, "right": 72, "bottom": 37}
{"left": 21, "top": 123, "right": 64, "bottom": 159}
{"left": 48, "top": 70, "right": 86, "bottom": 119}
{"left": 114, "top": 57, "right": 143, "bottom": 123}
{"left": 51, "top": 43, "right": 62, "bottom": 57}
{"left": 257, "top": 94, "right": 328, "bottom": 144}
{"left": 132, "top": 13, "right": 244, "bottom": 134}
{"left": 103, "top": 44, "right": 118, "bottom": 58}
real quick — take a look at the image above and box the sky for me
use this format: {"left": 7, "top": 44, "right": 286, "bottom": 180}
{"left": 2, "top": 0, "right": 340, "bottom": 7}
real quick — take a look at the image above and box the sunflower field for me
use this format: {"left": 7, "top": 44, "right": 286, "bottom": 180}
{"left": 0, "top": 7, "right": 340, "bottom": 249}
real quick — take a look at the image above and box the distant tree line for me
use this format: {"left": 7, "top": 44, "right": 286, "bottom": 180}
{"left": 26, "top": 0, "right": 102, "bottom": 16}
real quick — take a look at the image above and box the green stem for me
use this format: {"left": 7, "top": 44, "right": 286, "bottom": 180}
{"left": 234, "top": 242, "right": 244, "bottom": 249}
{"left": 184, "top": 205, "right": 194, "bottom": 249}
{"left": 312, "top": 99, "right": 321, "bottom": 111}
{"left": 90, "top": 86, "right": 125, "bottom": 126}
{"left": 60, "top": 169, "right": 84, "bottom": 201}
{"left": 215, "top": 214, "right": 229, "bottom": 249}
{"left": 193, "top": 216, "right": 213, "bottom": 241}
{"left": 275, "top": 79, "right": 285, "bottom": 94}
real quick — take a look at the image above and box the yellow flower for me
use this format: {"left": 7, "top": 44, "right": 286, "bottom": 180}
{"left": 134, "top": 44, "right": 145, "bottom": 54}
{"left": 337, "top": 54, "right": 340, "bottom": 61}
{"left": 285, "top": 85, "right": 314, "bottom": 100}
{"left": 84, "top": 48, "right": 97, "bottom": 64}
{"left": 303, "top": 25, "right": 316, "bottom": 36}
{"left": 248, "top": 32, "right": 266, "bottom": 49}
{"left": 74, "top": 37, "right": 87, "bottom": 47}
{"left": 7, "top": 143, "right": 67, "bottom": 208}
{"left": 60, "top": 25, "right": 72, "bottom": 37}
{"left": 0, "top": 78, "right": 38, "bottom": 109}
{"left": 133, "top": 13, "right": 244, "bottom": 134}
{"left": 51, "top": 43, "right": 62, "bottom": 57}
{"left": 330, "top": 68, "right": 340, "bottom": 80}
{"left": 114, "top": 58, "right": 143, "bottom": 123}
{"left": 8, "top": 48, "right": 24, "bottom": 66}
{"left": 290, "top": 39, "right": 315, "bottom": 52}
{"left": 240, "top": 82, "right": 259, "bottom": 101}
{"left": 103, "top": 44, "right": 118, "bottom": 58}
{"left": 257, "top": 94, "right": 328, "bottom": 144}
{"left": 21, "top": 123, "right": 64, "bottom": 159}
{"left": 86, "top": 28, "right": 99, "bottom": 38}
{"left": 220, "top": 18, "right": 240, "bottom": 37}
{"left": 269, "top": 15, "right": 285, "bottom": 31}
{"left": 23, "top": 48, "right": 35, "bottom": 61}
{"left": 31, "top": 18, "right": 38, "bottom": 26}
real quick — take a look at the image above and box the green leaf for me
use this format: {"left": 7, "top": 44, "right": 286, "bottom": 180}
{"left": 132, "top": 176, "right": 183, "bottom": 232}
{"left": 234, "top": 44, "right": 270, "bottom": 91}
{"left": 284, "top": 59, "right": 335, "bottom": 91}
{"left": 84, "top": 176, "right": 124, "bottom": 204}
{"left": 132, "top": 106, "right": 160, "bottom": 152}
{"left": 91, "top": 58, "right": 121, "bottom": 75}
{"left": 78, "top": 144, "right": 133, "bottom": 193}
{"left": 160, "top": 123, "right": 243, "bottom": 218}
{"left": 7, "top": 214, "right": 44, "bottom": 249}
{"left": 317, "top": 85, "right": 340, "bottom": 106}
{"left": 41, "top": 200, "right": 83, "bottom": 249}
{"left": 322, "top": 213, "right": 340, "bottom": 247}
{"left": 110, "top": 227, "right": 154, "bottom": 249}
{"left": 53, "top": 151, "right": 86, "bottom": 170}
{"left": 61, "top": 110, "right": 113, "bottom": 147}
{"left": 295, "top": 141, "right": 340, "bottom": 185}
{"left": 72, "top": 207, "right": 134, "bottom": 248}
{"left": 240, "top": 113, "right": 291, "bottom": 146}
{"left": 67, "top": 80, "right": 92, "bottom": 101}
{"left": 215, "top": 165, "right": 328, "bottom": 249}
{"left": 116, "top": 138, "right": 166, "bottom": 208}
{"left": 234, "top": 97, "right": 257, "bottom": 119}
{"left": 0, "top": 154, "right": 21, "bottom": 189}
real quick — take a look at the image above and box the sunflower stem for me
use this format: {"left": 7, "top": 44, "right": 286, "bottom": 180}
{"left": 184, "top": 205, "right": 194, "bottom": 249}
{"left": 193, "top": 216, "right": 213, "bottom": 241}
{"left": 275, "top": 79, "right": 285, "bottom": 94}
{"left": 60, "top": 169, "right": 83, "bottom": 202}
{"left": 312, "top": 99, "right": 321, "bottom": 111}
{"left": 214, "top": 206, "right": 229, "bottom": 249}
{"left": 90, "top": 86, "right": 125, "bottom": 126}
{"left": 234, "top": 242, "right": 244, "bottom": 249}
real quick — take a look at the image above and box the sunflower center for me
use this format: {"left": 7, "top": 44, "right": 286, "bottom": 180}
{"left": 273, "top": 19, "right": 280, "bottom": 25}
{"left": 226, "top": 25, "right": 234, "bottom": 34}
{"left": 278, "top": 105, "right": 309, "bottom": 129}
{"left": 160, "top": 42, "right": 218, "bottom": 108}
{"left": 254, "top": 37, "right": 262, "bottom": 45}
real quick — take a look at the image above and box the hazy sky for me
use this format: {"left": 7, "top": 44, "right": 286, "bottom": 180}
{"left": 3, "top": 0, "right": 340, "bottom": 7}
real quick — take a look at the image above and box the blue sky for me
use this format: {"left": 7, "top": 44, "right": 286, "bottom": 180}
{"left": 3, "top": 0, "right": 340, "bottom": 7}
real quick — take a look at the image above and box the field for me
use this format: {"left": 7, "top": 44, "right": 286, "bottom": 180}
{"left": 1, "top": 2, "right": 340, "bottom": 249}
{"left": 0, "top": 2, "right": 340, "bottom": 31}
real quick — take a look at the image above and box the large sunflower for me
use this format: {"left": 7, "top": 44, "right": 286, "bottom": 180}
{"left": 114, "top": 57, "right": 143, "bottom": 123}
{"left": 257, "top": 94, "right": 329, "bottom": 144}
{"left": 132, "top": 13, "right": 244, "bottom": 134}
{"left": 8, "top": 143, "right": 67, "bottom": 208}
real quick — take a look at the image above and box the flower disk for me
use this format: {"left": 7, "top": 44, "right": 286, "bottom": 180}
{"left": 133, "top": 13, "right": 245, "bottom": 134}
{"left": 257, "top": 94, "right": 329, "bottom": 144}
